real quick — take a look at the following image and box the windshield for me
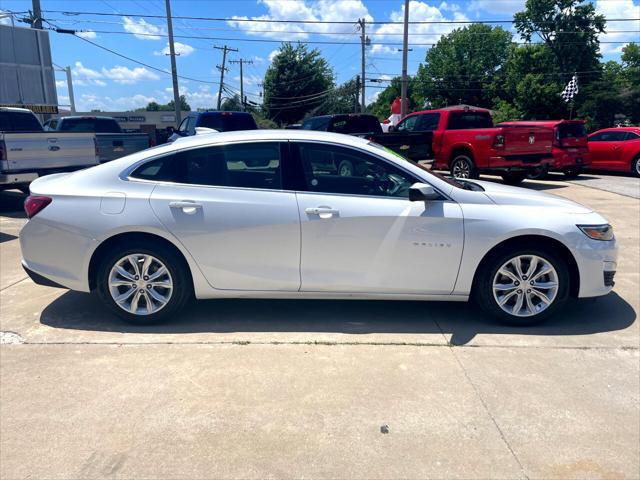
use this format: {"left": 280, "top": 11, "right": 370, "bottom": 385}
{"left": 60, "top": 118, "right": 121, "bottom": 133}
{"left": 199, "top": 114, "right": 257, "bottom": 132}
{"left": 367, "top": 142, "right": 466, "bottom": 189}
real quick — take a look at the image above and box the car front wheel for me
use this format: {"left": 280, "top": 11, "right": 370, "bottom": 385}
{"left": 633, "top": 155, "right": 640, "bottom": 177}
{"left": 96, "top": 241, "right": 192, "bottom": 324}
{"left": 474, "top": 247, "right": 570, "bottom": 325}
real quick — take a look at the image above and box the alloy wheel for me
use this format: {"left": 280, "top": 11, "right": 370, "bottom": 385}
{"left": 452, "top": 159, "right": 471, "bottom": 178}
{"left": 635, "top": 157, "right": 640, "bottom": 176}
{"left": 492, "top": 254, "right": 559, "bottom": 318}
{"left": 108, "top": 254, "right": 173, "bottom": 315}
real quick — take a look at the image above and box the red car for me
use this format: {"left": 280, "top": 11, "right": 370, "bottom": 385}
{"left": 588, "top": 127, "right": 640, "bottom": 177}
{"left": 497, "top": 120, "right": 590, "bottom": 178}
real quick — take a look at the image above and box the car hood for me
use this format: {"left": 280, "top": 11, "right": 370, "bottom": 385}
{"left": 473, "top": 180, "right": 593, "bottom": 213}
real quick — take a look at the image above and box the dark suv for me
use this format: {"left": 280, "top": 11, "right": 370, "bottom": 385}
{"left": 301, "top": 114, "right": 383, "bottom": 137}
{"left": 169, "top": 111, "right": 258, "bottom": 141}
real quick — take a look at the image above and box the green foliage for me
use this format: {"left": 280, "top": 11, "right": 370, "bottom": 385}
{"left": 368, "top": 76, "right": 422, "bottom": 120}
{"left": 413, "top": 24, "right": 513, "bottom": 108}
{"left": 313, "top": 77, "right": 361, "bottom": 116}
{"left": 491, "top": 100, "right": 524, "bottom": 124}
{"left": 220, "top": 95, "right": 243, "bottom": 111}
{"left": 263, "top": 43, "right": 334, "bottom": 125}
{"left": 142, "top": 95, "right": 191, "bottom": 112}
{"left": 514, "top": 0, "right": 605, "bottom": 78}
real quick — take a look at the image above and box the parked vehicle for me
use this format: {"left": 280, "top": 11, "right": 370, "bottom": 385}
{"left": 168, "top": 111, "right": 258, "bottom": 142}
{"left": 1, "top": 107, "right": 98, "bottom": 192}
{"left": 301, "top": 114, "right": 383, "bottom": 137}
{"left": 44, "top": 116, "right": 151, "bottom": 163}
{"left": 588, "top": 127, "right": 640, "bottom": 177}
{"left": 498, "top": 120, "right": 590, "bottom": 178}
{"left": 21, "top": 130, "right": 617, "bottom": 326}
{"left": 372, "top": 106, "right": 554, "bottom": 185}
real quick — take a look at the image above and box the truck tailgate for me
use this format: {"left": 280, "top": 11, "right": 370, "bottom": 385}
{"left": 96, "top": 133, "right": 150, "bottom": 163}
{"left": 502, "top": 126, "right": 553, "bottom": 155}
{"left": 1, "top": 132, "right": 98, "bottom": 172}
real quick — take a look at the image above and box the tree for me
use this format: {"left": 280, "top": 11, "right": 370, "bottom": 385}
{"left": 413, "top": 24, "right": 513, "bottom": 108}
{"left": 220, "top": 94, "right": 243, "bottom": 111}
{"left": 368, "top": 76, "right": 422, "bottom": 120}
{"left": 514, "top": 0, "right": 605, "bottom": 78}
{"left": 313, "top": 77, "right": 361, "bottom": 116}
{"left": 142, "top": 96, "right": 191, "bottom": 112}
{"left": 263, "top": 43, "right": 334, "bottom": 125}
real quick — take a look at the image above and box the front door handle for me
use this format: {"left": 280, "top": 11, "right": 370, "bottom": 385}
{"left": 305, "top": 206, "right": 339, "bottom": 218}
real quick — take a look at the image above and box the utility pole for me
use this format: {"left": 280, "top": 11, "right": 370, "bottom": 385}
{"left": 400, "top": 0, "right": 410, "bottom": 117}
{"left": 65, "top": 66, "right": 76, "bottom": 113}
{"left": 229, "top": 58, "right": 253, "bottom": 111}
{"left": 31, "top": 0, "right": 42, "bottom": 29}
{"left": 215, "top": 45, "right": 238, "bottom": 110}
{"left": 354, "top": 75, "right": 360, "bottom": 113}
{"left": 165, "top": 0, "right": 181, "bottom": 125}
{"left": 357, "top": 18, "right": 368, "bottom": 113}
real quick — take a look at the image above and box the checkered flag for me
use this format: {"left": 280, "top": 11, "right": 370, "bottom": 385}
{"left": 561, "top": 75, "right": 579, "bottom": 102}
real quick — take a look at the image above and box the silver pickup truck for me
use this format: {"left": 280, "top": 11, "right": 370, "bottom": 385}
{"left": 1, "top": 108, "right": 98, "bottom": 192}
{"left": 44, "top": 116, "right": 151, "bottom": 163}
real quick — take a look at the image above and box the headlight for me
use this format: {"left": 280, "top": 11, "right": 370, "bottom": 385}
{"left": 577, "top": 224, "right": 614, "bottom": 241}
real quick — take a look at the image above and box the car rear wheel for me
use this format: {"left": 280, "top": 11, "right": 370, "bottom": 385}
{"left": 474, "top": 247, "right": 570, "bottom": 325}
{"left": 633, "top": 155, "right": 640, "bottom": 177}
{"left": 96, "top": 241, "right": 192, "bottom": 324}
{"left": 527, "top": 166, "right": 548, "bottom": 180}
{"left": 450, "top": 154, "right": 478, "bottom": 179}
{"left": 338, "top": 160, "right": 354, "bottom": 177}
{"left": 501, "top": 172, "right": 527, "bottom": 185}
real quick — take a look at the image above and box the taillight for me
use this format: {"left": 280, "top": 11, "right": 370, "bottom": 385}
{"left": 493, "top": 134, "right": 505, "bottom": 148}
{"left": 24, "top": 195, "right": 52, "bottom": 219}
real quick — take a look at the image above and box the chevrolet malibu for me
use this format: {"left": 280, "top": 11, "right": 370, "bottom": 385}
{"left": 20, "top": 130, "right": 618, "bottom": 325}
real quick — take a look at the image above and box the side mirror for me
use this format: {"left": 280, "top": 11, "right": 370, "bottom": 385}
{"left": 409, "top": 182, "right": 440, "bottom": 202}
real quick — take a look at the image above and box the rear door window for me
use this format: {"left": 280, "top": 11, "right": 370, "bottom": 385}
{"left": 447, "top": 112, "right": 493, "bottom": 130}
{"left": 624, "top": 132, "right": 639, "bottom": 141}
{"left": 0, "top": 112, "right": 42, "bottom": 132}
{"left": 415, "top": 113, "right": 440, "bottom": 131}
{"left": 131, "top": 142, "right": 282, "bottom": 190}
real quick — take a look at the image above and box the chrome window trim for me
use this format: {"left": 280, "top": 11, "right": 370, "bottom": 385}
{"left": 120, "top": 138, "right": 452, "bottom": 202}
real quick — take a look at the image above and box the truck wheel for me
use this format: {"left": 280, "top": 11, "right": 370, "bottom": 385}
{"left": 633, "top": 155, "right": 640, "bottom": 177}
{"left": 562, "top": 167, "right": 581, "bottom": 178}
{"left": 501, "top": 172, "right": 527, "bottom": 185}
{"left": 527, "top": 166, "right": 548, "bottom": 180}
{"left": 450, "top": 154, "right": 478, "bottom": 179}
{"left": 338, "top": 160, "right": 354, "bottom": 177}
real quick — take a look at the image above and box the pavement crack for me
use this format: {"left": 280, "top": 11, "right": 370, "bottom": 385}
{"left": 0, "top": 276, "right": 29, "bottom": 292}
{"left": 433, "top": 317, "right": 530, "bottom": 480}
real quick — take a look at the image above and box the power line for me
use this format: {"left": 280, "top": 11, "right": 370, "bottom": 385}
{"left": 42, "top": 10, "right": 640, "bottom": 25}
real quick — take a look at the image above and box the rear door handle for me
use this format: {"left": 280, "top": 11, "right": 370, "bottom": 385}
{"left": 305, "top": 206, "right": 339, "bottom": 218}
{"left": 169, "top": 201, "right": 202, "bottom": 213}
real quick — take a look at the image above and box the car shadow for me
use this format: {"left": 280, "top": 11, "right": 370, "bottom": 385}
{"left": 0, "top": 190, "right": 27, "bottom": 217}
{"left": 39, "top": 291, "right": 635, "bottom": 346}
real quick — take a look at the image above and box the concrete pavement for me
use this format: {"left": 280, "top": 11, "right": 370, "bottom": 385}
{"left": 1, "top": 174, "right": 638, "bottom": 479}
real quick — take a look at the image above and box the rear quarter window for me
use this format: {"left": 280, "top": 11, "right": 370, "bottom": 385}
{"left": 447, "top": 112, "right": 493, "bottom": 130}
{"left": 0, "top": 112, "right": 42, "bottom": 132}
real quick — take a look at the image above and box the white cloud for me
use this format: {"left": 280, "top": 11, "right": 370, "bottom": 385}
{"left": 101, "top": 65, "right": 160, "bottom": 84}
{"left": 233, "top": 74, "right": 262, "bottom": 86}
{"left": 268, "top": 49, "right": 281, "bottom": 62}
{"left": 373, "top": 1, "right": 470, "bottom": 49}
{"left": 595, "top": 0, "right": 640, "bottom": 54}
{"left": 122, "top": 16, "right": 164, "bottom": 40}
{"left": 76, "top": 30, "right": 97, "bottom": 39}
{"left": 72, "top": 61, "right": 106, "bottom": 87}
{"left": 78, "top": 93, "right": 159, "bottom": 111}
{"left": 153, "top": 42, "right": 195, "bottom": 57}
{"left": 55, "top": 80, "right": 67, "bottom": 88}
{"left": 227, "top": 0, "right": 372, "bottom": 40}
{"left": 253, "top": 55, "right": 266, "bottom": 63}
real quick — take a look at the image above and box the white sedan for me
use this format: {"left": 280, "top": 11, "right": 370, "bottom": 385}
{"left": 20, "top": 130, "right": 617, "bottom": 325}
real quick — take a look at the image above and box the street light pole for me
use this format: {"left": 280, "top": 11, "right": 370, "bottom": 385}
{"left": 65, "top": 66, "right": 76, "bottom": 113}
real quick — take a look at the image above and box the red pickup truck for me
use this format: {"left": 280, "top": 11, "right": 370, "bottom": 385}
{"left": 373, "top": 106, "right": 554, "bottom": 184}
{"left": 497, "top": 120, "right": 590, "bottom": 178}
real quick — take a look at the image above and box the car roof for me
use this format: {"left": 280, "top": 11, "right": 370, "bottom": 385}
{"left": 194, "top": 111, "right": 252, "bottom": 116}
{"left": 61, "top": 116, "right": 118, "bottom": 120}
{"left": 591, "top": 127, "right": 640, "bottom": 134}
{"left": 407, "top": 106, "right": 491, "bottom": 117}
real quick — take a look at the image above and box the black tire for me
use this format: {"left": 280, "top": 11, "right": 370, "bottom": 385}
{"left": 501, "top": 172, "right": 527, "bottom": 185}
{"left": 96, "top": 240, "right": 193, "bottom": 325}
{"left": 563, "top": 167, "right": 581, "bottom": 178}
{"left": 337, "top": 160, "right": 354, "bottom": 177}
{"left": 527, "top": 166, "right": 548, "bottom": 180}
{"left": 450, "top": 154, "right": 479, "bottom": 179}
{"left": 632, "top": 155, "right": 640, "bottom": 178}
{"left": 473, "top": 245, "right": 570, "bottom": 326}
{"left": 18, "top": 185, "right": 30, "bottom": 195}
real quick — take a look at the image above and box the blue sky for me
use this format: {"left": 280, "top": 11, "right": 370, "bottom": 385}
{"left": 1, "top": 0, "right": 638, "bottom": 111}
